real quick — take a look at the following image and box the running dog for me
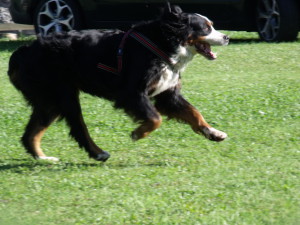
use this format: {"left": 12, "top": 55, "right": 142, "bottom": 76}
{"left": 8, "top": 3, "right": 229, "bottom": 162}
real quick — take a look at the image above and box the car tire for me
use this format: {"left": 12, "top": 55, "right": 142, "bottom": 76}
{"left": 256, "top": 0, "right": 299, "bottom": 42}
{"left": 33, "top": 0, "right": 83, "bottom": 36}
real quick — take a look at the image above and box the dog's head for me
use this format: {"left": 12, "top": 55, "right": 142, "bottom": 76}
{"left": 162, "top": 3, "right": 229, "bottom": 60}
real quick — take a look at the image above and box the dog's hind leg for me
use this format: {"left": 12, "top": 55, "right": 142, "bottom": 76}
{"left": 155, "top": 89, "right": 227, "bottom": 142}
{"left": 22, "top": 108, "right": 59, "bottom": 161}
{"left": 60, "top": 90, "right": 110, "bottom": 162}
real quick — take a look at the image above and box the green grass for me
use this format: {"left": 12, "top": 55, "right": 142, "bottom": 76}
{"left": 0, "top": 32, "right": 299, "bottom": 225}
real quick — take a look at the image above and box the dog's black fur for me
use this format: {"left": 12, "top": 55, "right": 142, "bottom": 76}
{"left": 8, "top": 4, "right": 228, "bottom": 161}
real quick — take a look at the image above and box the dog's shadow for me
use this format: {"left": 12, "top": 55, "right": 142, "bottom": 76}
{"left": 0, "top": 158, "right": 171, "bottom": 173}
{"left": 0, "top": 159, "right": 33, "bottom": 172}
{"left": 0, "top": 159, "right": 102, "bottom": 173}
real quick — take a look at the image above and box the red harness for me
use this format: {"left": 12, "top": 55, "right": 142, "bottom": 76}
{"left": 97, "top": 29, "right": 173, "bottom": 75}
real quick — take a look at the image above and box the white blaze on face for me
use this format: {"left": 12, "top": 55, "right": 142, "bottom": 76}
{"left": 195, "top": 13, "right": 229, "bottom": 46}
{"left": 205, "top": 26, "right": 229, "bottom": 46}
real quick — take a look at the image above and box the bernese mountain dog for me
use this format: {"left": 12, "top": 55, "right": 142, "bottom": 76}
{"left": 8, "top": 3, "right": 229, "bottom": 162}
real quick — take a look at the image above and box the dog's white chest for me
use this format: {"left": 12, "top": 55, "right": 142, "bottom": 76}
{"left": 149, "top": 45, "right": 195, "bottom": 97}
{"left": 150, "top": 68, "right": 179, "bottom": 97}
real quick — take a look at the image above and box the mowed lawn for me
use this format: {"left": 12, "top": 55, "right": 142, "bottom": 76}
{"left": 0, "top": 33, "right": 299, "bottom": 225}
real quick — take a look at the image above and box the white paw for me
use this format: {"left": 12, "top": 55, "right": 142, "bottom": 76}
{"left": 202, "top": 127, "right": 227, "bottom": 142}
{"left": 37, "top": 156, "right": 60, "bottom": 162}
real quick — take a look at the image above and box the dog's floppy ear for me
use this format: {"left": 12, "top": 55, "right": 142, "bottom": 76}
{"left": 162, "top": 2, "right": 182, "bottom": 21}
{"left": 171, "top": 5, "right": 183, "bottom": 14}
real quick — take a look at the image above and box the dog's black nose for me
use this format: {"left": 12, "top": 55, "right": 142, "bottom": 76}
{"left": 223, "top": 35, "right": 230, "bottom": 41}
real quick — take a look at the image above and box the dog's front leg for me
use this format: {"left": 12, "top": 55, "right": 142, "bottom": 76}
{"left": 131, "top": 117, "right": 162, "bottom": 141}
{"left": 155, "top": 89, "right": 227, "bottom": 142}
{"left": 187, "top": 111, "right": 228, "bottom": 142}
{"left": 116, "top": 93, "right": 162, "bottom": 141}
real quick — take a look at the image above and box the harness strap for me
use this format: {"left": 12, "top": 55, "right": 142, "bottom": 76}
{"left": 129, "top": 32, "right": 173, "bottom": 66}
{"left": 117, "top": 29, "right": 133, "bottom": 73}
{"left": 97, "top": 62, "right": 119, "bottom": 75}
{"left": 97, "top": 29, "right": 172, "bottom": 75}
{"left": 97, "top": 29, "right": 133, "bottom": 75}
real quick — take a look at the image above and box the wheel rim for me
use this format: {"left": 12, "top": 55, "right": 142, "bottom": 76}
{"left": 37, "top": 0, "right": 74, "bottom": 36}
{"left": 257, "top": 0, "right": 280, "bottom": 41}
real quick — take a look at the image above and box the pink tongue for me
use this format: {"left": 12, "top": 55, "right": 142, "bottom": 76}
{"left": 197, "top": 43, "right": 217, "bottom": 59}
{"left": 204, "top": 45, "right": 216, "bottom": 59}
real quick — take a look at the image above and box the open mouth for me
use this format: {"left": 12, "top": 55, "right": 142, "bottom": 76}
{"left": 195, "top": 42, "right": 217, "bottom": 60}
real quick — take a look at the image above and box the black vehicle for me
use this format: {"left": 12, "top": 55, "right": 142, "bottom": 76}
{"left": 10, "top": 0, "right": 300, "bottom": 42}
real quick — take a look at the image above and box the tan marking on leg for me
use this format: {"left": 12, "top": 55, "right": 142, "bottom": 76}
{"left": 131, "top": 117, "right": 162, "bottom": 141}
{"left": 175, "top": 105, "right": 211, "bottom": 130}
{"left": 30, "top": 128, "right": 59, "bottom": 161}
{"left": 178, "top": 106, "right": 227, "bottom": 141}
{"left": 32, "top": 128, "right": 47, "bottom": 157}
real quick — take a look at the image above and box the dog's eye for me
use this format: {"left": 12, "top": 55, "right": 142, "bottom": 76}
{"left": 203, "top": 27, "right": 209, "bottom": 32}
{"left": 203, "top": 26, "right": 212, "bottom": 33}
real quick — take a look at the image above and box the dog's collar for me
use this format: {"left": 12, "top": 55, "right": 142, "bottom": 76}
{"left": 97, "top": 29, "right": 173, "bottom": 75}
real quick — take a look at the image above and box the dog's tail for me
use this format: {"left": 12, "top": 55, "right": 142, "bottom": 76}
{"left": 7, "top": 45, "right": 30, "bottom": 91}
